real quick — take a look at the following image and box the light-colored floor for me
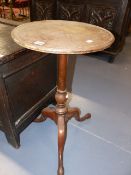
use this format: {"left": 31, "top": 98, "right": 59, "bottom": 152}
{"left": 0, "top": 34, "right": 131, "bottom": 175}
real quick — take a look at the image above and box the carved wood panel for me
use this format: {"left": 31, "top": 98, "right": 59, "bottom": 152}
{"left": 30, "top": 0, "right": 56, "bottom": 21}
{"left": 57, "top": 1, "right": 85, "bottom": 21}
{"left": 85, "top": 5, "right": 117, "bottom": 31}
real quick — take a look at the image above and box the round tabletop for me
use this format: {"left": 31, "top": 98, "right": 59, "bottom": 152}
{"left": 11, "top": 20, "right": 115, "bottom": 54}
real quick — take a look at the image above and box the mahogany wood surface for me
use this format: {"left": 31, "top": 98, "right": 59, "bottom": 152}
{"left": 11, "top": 20, "right": 114, "bottom": 175}
{"left": 11, "top": 20, "right": 114, "bottom": 54}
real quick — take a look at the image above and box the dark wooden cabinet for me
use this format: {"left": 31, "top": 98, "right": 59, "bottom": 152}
{"left": 30, "top": 0, "right": 130, "bottom": 62}
{"left": 0, "top": 22, "right": 57, "bottom": 148}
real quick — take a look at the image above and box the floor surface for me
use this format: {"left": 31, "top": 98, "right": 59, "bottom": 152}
{"left": 0, "top": 34, "right": 131, "bottom": 175}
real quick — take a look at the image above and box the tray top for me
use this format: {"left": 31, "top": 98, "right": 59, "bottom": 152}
{"left": 11, "top": 20, "right": 115, "bottom": 54}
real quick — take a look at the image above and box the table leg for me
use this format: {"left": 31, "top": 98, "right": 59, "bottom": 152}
{"left": 40, "top": 54, "right": 91, "bottom": 175}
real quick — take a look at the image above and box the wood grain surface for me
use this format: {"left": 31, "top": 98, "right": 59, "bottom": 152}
{"left": 11, "top": 20, "right": 115, "bottom": 54}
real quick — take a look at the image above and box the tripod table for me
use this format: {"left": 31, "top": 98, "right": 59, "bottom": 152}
{"left": 11, "top": 20, "right": 114, "bottom": 175}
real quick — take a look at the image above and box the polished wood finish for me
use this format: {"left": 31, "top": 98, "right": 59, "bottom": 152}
{"left": 11, "top": 20, "right": 114, "bottom": 54}
{"left": 11, "top": 20, "right": 114, "bottom": 174}
{"left": 0, "top": 22, "right": 57, "bottom": 148}
{"left": 42, "top": 54, "right": 91, "bottom": 175}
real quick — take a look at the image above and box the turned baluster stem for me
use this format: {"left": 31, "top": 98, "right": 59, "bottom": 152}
{"left": 56, "top": 54, "right": 68, "bottom": 175}
{"left": 57, "top": 54, "right": 68, "bottom": 91}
